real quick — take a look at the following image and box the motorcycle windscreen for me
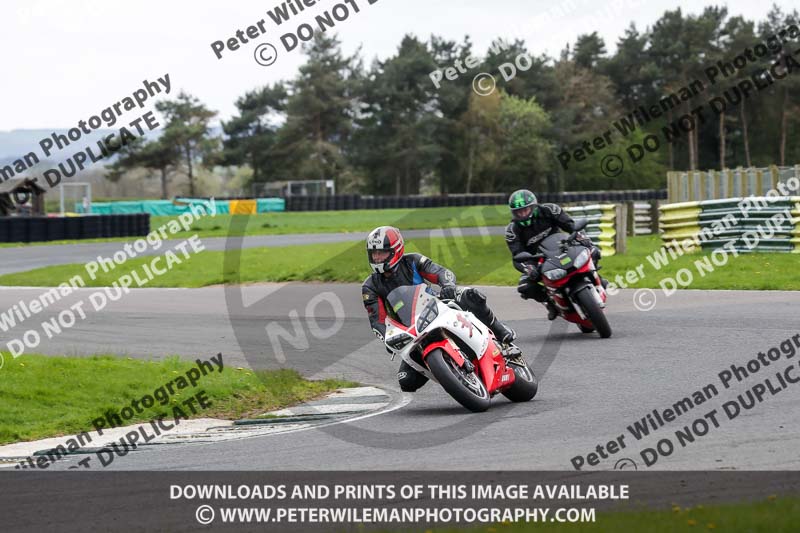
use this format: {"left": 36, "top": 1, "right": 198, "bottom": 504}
{"left": 385, "top": 285, "right": 425, "bottom": 327}
{"left": 538, "top": 232, "right": 568, "bottom": 255}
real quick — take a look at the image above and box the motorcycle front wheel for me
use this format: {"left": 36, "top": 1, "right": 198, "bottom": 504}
{"left": 574, "top": 287, "right": 612, "bottom": 338}
{"left": 426, "top": 348, "right": 491, "bottom": 412}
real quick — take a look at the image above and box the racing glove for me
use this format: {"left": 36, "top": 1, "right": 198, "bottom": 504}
{"left": 439, "top": 285, "right": 457, "bottom": 301}
{"left": 575, "top": 231, "right": 593, "bottom": 249}
{"left": 522, "top": 262, "right": 540, "bottom": 281}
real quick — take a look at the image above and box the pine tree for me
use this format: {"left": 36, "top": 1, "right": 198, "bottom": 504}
{"left": 222, "top": 83, "right": 288, "bottom": 189}
{"left": 276, "top": 33, "right": 360, "bottom": 189}
{"left": 156, "top": 92, "right": 218, "bottom": 197}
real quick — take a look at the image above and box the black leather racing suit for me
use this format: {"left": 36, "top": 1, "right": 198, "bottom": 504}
{"left": 505, "top": 203, "right": 600, "bottom": 302}
{"left": 362, "top": 253, "right": 510, "bottom": 392}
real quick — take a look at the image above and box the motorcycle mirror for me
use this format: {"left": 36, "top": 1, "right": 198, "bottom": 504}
{"left": 573, "top": 218, "right": 588, "bottom": 232}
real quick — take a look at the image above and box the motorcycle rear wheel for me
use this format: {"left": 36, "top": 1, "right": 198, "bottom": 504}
{"left": 426, "top": 348, "right": 491, "bottom": 413}
{"left": 501, "top": 358, "right": 538, "bottom": 402}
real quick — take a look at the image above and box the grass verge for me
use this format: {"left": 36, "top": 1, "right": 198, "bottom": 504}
{"left": 0, "top": 353, "right": 355, "bottom": 445}
{"left": 157, "top": 205, "right": 509, "bottom": 238}
{"left": 417, "top": 496, "right": 798, "bottom": 533}
{"left": 1, "top": 234, "right": 799, "bottom": 290}
{"left": 0, "top": 206, "right": 509, "bottom": 247}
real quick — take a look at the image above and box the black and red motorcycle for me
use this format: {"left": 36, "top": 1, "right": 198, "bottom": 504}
{"left": 514, "top": 221, "right": 611, "bottom": 338}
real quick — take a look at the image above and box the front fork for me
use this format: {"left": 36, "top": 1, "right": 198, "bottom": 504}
{"left": 566, "top": 274, "right": 607, "bottom": 320}
{"left": 591, "top": 270, "right": 608, "bottom": 307}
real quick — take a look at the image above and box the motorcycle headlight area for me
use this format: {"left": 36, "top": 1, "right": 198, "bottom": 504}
{"left": 573, "top": 249, "right": 591, "bottom": 269}
{"left": 543, "top": 268, "right": 568, "bottom": 281}
{"left": 386, "top": 332, "right": 413, "bottom": 350}
{"left": 416, "top": 300, "right": 439, "bottom": 332}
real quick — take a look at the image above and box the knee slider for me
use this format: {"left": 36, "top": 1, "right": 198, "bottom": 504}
{"left": 398, "top": 375, "right": 424, "bottom": 392}
{"left": 398, "top": 370, "right": 421, "bottom": 392}
{"left": 400, "top": 382, "right": 423, "bottom": 392}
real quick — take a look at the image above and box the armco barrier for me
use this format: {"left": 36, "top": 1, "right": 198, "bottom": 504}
{"left": 660, "top": 197, "right": 800, "bottom": 253}
{"left": 620, "top": 201, "right": 660, "bottom": 236}
{"left": 285, "top": 190, "right": 666, "bottom": 211}
{"left": 633, "top": 202, "right": 657, "bottom": 235}
{"left": 563, "top": 204, "right": 619, "bottom": 256}
{"left": 0, "top": 214, "right": 151, "bottom": 243}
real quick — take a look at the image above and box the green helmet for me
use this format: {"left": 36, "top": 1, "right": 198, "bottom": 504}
{"left": 508, "top": 189, "right": 538, "bottom": 226}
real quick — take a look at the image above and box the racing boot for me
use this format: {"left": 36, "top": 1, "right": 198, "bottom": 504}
{"left": 501, "top": 342, "right": 523, "bottom": 361}
{"left": 545, "top": 301, "right": 558, "bottom": 321}
{"left": 489, "top": 317, "right": 517, "bottom": 345}
{"left": 487, "top": 317, "right": 522, "bottom": 361}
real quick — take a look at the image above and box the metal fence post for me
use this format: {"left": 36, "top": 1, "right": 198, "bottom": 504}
{"left": 626, "top": 201, "right": 636, "bottom": 236}
{"left": 756, "top": 168, "right": 764, "bottom": 195}
{"left": 727, "top": 169, "right": 734, "bottom": 198}
{"left": 615, "top": 203, "right": 627, "bottom": 254}
{"left": 649, "top": 200, "right": 660, "bottom": 235}
{"left": 667, "top": 171, "right": 677, "bottom": 203}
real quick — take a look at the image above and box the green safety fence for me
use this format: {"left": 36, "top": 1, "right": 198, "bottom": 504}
{"left": 564, "top": 204, "right": 618, "bottom": 256}
{"left": 660, "top": 197, "right": 800, "bottom": 253}
{"left": 76, "top": 198, "right": 285, "bottom": 216}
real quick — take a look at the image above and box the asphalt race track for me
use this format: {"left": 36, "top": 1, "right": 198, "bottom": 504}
{"left": 0, "top": 227, "right": 503, "bottom": 275}
{"left": 3, "top": 282, "right": 799, "bottom": 472}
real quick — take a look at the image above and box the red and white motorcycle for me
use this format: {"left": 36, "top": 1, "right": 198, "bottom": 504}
{"left": 383, "top": 285, "right": 538, "bottom": 412}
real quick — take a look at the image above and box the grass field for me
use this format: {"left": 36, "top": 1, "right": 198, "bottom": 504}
{"left": 156, "top": 205, "right": 510, "bottom": 238}
{"left": 1, "top": 234, "right": 799, "bottom": 291}
{"left": 0, "top": 353, "right": 354, "bottom": 444}
{"left": 414, "top": 497, "right": 798, "bottom": 533}
{"left": 0, "top": 206, "right": 509, "bottom": 247}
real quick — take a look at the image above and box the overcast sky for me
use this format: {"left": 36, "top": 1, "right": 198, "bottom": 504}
{"left": 0, "top": 0, "right": 794, "bottom": 131}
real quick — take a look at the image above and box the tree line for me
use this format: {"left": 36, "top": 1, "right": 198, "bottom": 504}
{"left": 112, "top": 5, "right": 799, "bottom": 198}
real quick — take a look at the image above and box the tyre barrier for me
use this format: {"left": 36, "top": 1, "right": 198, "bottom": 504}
{"left": 660, "top": 197, "right": 800, "bottom": 253}
{"left": 563, "top": 204, "right": 618, "bottom": 257}
{"left": 0, "top": 214, "right": 151, "bottom": 243}
{"left": 284, "top": 190, "right": 667, "bottom": 211}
